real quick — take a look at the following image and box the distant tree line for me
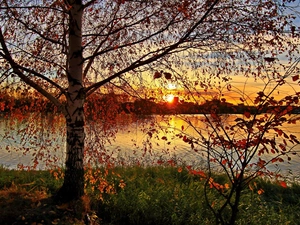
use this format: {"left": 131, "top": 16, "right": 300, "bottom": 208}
{"left": 122, "top": 98, "right": 300, "bottom": 115}
{"left": 1, "top": 91, "right": 299, "bottom": 116}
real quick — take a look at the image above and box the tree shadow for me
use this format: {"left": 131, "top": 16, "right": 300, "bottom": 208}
{"left": 0, "top": 187, "right": 99, "bottom": 225}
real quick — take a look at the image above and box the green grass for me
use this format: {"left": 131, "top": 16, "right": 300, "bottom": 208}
{"left": 0, "top": 166, "right": 63, "bottom": 193}
{"left": 0, "top": 165, "right": 299, "bottom": 225}
{"left": 97, "top": 166, "right": 212, "bottom": 225}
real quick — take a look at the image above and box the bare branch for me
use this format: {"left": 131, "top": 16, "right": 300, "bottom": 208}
{"left": 0, "top": 29, "right": 65, "bottom": 114}
{"left": 85, "top": 0, "right": 220, "bottom": 97}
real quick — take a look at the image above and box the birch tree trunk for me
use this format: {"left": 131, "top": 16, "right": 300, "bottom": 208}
{"left": 56, "top": 0, "right": 85, "bottom": 202}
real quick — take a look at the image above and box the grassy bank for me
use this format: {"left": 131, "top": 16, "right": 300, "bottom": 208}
{"left": 0, "top": 166, "right": 299, "bottom": 225}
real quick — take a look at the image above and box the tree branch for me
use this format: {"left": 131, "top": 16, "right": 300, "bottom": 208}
{"left": 85, "top": 0, "right": 220, "bottom": 97}
{"left": 0, "top": 29, "right": 66, "bottom": 115}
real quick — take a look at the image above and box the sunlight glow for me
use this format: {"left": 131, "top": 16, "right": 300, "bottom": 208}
{"left": 164, "top": 94, "right": 175, "bottom": 103}
{"left": 167, "top": 83, "right": 177, "bottom": 90}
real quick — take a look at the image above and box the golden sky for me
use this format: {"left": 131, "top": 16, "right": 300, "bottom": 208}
{"left": 149, "top": 67, "right": 300, "bottom": 105}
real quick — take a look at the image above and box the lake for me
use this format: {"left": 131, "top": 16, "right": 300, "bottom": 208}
{"left": 1, "top": 113, "right": 300, "bottom": 179}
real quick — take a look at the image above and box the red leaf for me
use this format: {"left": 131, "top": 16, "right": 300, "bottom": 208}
{"left": 278, "top": 158, "right": 284, "bottom": 162}
{"left": 279, "top": 144, "right": 286, "bottom": 151}
{"left": 154, "top": 71, "right": 162, "bottom": 79}
{"left": 280, "top": 181, "right": 287, "bottom": 188}
{"left": 191, "top": 170, "right": 206, "bottom": 178}
{"left": 183, "top": 135, "right": 190, "bottom": 143}
{"left": 274, "top": 128, "right": 283, "bottom": 136}
{"left": 157, "top": 160, "right": 164, "bottom": 165}
{"left": 186, "top": 165, "right": 192, "bottom": 171}
{"left": 257, "top": 188, "right": 264, "bottom": 195}
{"left": 271, "top": 158, "right": 278, "bottom": 163}
{"left": 271, "top": 149, "right": 276, "bottom": 154}
{"left": 0, "top": 102, "right": 5, "bottom": 111}
{"left": 167, "top": 160, "right": 175, "bottom": 166}
{"left": 244, "top": 111, "right": 251, "bottom": 119}
{"left": 221, "top": 159, "right": 227, "bottom": 165}
{"left": 292, "top": 75, "right": 299, "bottom": 82}
{"left": 164, "top": 72, "right": 172, "bottom": 80}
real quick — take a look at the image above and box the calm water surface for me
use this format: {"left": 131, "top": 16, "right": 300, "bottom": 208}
{"left": 1, "top": 114, "right": 300, "bottom": 179}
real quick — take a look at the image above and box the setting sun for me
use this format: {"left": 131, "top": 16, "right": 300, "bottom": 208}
{"left": 164, "top": 94, "right": 175, "bottom": 103}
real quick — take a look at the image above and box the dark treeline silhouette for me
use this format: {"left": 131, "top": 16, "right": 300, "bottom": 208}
{"left": 1, "top": 91, "right": 299, "bottom": 116}
{"left": 122, "top": 98, "right": 300, "bottom": 115}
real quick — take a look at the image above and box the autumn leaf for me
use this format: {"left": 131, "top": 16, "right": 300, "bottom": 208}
{"left": 279, "top": 144, "right": 286, "bottom": 151}
{"left": 257, "top": 188, "right": 264, "bottom": 195}
{"left": 280, "top": 181, "right": 287, "bottom": 188}
{"left": 292, "top": 75, "right": 299, "bottom": 81}
{"left": 153, "top": 71, "right": 162, "bottom": 79}
{"left": 0, "top": 102, "right": 5, "bottom": 111}
{"left": 274, "top": 128, "right": 283, "bottom": 136}
{"left": 278, "top": 158, "right": 284, "bottom": 162}
{"left": 157, "top": 160, "right": 164, "bottom": 165}
{"left": 221, "top": 159, "right": 227, "bottom": 165}
{"left": 177, "top": 167, "right": 183, "bottom": 173}
{"left": 249, "top": 184, "right": 253, "bottom": 191}
{"left": 186, "top": 165, "right": 192, "bottom": 171}
{"left": 271, "top": 158, "right": 278, "bottom": 163}
{"left": 183, "top": 135, "right": 190, "bottom": 143}
{"left": 167, "top": 159, "right": 175, "bottom": 166}
{"left": 164, "top": 72, "right": 172, "bottom": 80}
{"left": 190, "top": 169, "right": 206, "bottom": 178}
{"left": 161, "top": 136, "right": 167, "bottom": 140}
{"left": 244, "top": 111, "right": 251, "bottom": 118}
{"left": 257, "top": 158, "right": 266, "bottom": 168}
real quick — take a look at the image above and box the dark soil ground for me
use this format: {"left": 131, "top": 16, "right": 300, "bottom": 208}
{"left": 0, "top": 185, "right": 100, "bottom": 225}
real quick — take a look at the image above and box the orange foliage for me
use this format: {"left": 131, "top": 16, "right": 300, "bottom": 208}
{"left": 257, "top": 188, "right": 264, "bottom": 195}
{"left": 84, "top": 166, "right": 125, "bottom": 201}
{"left": 279, "top": 181, "right": 287, "bottom": 188}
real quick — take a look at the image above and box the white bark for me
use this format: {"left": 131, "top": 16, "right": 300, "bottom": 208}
{"left": 56, "top": 0, "right": 85, "bottom": 201}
